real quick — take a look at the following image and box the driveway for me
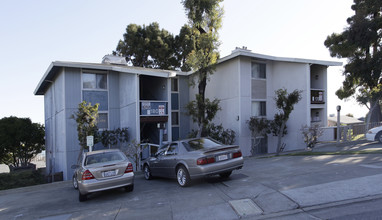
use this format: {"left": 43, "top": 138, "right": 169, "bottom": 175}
{"left": 1, "top": 142, "right": 382, "bottom": 219}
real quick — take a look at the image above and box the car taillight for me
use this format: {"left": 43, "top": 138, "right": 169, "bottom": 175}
{"left": 82, "top": 170, "right": 94, "bottom": 180}
{"left": 124, "top": 163, "right": 133, "bottom": 173}
{"left": 197, "top": 157, "right": 215, "bottom": 165}
{"left": 233, "top": 151, "right": 242, "bottom": 158}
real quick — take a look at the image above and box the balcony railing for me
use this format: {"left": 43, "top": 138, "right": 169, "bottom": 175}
{"left": 311, "top": 90, "right": 325, "bottom": 104}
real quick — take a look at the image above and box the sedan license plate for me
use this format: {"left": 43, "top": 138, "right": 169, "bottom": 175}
{"left": 103, "top": 170, "right": 116, "bottom": 177}
{"left": 218, "top": 154, "right": 228, "bottom": 161}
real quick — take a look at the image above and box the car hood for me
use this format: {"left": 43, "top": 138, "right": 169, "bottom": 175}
{"left": 368, "top": 126, "right": 382, "bottom": 133}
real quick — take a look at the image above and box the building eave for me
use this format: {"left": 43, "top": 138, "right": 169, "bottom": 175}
{"left": 218, "top": 50, "right": 343, "bottom": 67}
{"left": 34, "top": 61, "right": 187, "bottom": 95}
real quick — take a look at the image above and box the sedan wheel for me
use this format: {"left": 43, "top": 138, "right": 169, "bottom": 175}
{"left": 377, "top": 132, "right": 382, "bottom": 143}
{"left": 79, "top": 192, "right": 87, "bottom": 202}
{"left": 176, "top": 166, "right": 190, "bottom": 187}
{"left": 219, "top": 171, "right": 232, "bottom": 179}
{"left": 144, "top": 165, "right": 152, "bottom": 180}
{"left": 72, "top": 174, "right": 78, "bottom": 190}
{"left": 124, "top": 184, "right": 134, "bottom": 192}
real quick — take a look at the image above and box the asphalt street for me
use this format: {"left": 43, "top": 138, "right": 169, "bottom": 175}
{"left": 1, "top": 141, "right": 382, "bottom": 219}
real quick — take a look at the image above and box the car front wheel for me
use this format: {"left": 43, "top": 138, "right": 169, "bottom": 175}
{"left": 376, "top": 132, "right": 382, "bottom": 143}
{"left": 176, "top": 166, "right": 190, "bottom": 187}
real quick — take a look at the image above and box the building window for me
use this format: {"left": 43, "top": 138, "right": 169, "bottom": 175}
{"left": 83, "top": 73, "right": 107, "bottom": 89}
{"left": 171, "top": 93, "right": 179, "bottom": 110}
{"left": 171, "top": 78, "right": 178, "bottom": 92}
{"left": 97, "top": 113, "right": 108, "bottom": 129}
{"left": 171, "top": 78, "right": 180, "bottom": 141}
{"left": 251, "top": 63, "right": 266, "bottom": 79}
{"left": 82, "top": 71, "right": 108, "bottom": 130}
{"left": 172, "top": 112, "right": 179, "bottom": 126}
{"left": 251, "top": 101, "right": 266, "bottom": 117}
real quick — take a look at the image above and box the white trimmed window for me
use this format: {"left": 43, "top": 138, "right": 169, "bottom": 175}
{"left": 83, "top": 73, "right": 107, "bottom": 90}
{"left": 82, "top": 71, "right": 109, "bottom": 130}
{"left": 251, "top": 101, "right": 266, "bottom": 117}
{"left": 251, "top": 62, "right": 266, "bottom": 79}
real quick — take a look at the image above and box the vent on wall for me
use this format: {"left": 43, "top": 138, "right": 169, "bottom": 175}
{"left": 102, "top": 55, "right": 127, "bottom": 65}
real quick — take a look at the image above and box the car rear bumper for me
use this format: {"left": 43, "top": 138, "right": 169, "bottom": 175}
{"left": 188, "top": 157, "right": 244, "bottom": 178}
{"left": 78, "top": 172, "right": 134, "bottom": 194}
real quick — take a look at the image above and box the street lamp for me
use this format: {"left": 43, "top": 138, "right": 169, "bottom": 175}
{"left": 337, "top": 105, "right": 341, "bottom": 144}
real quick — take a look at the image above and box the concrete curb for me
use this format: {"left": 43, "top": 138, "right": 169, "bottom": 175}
{"left": 314, "top": 139, "right": 369, "bottom": 149}
{"left": 249, "top": 193, "right": 382, "bottom": 220}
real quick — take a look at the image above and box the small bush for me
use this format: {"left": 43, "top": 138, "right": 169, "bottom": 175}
{"left": 300, "top": 124, "right": 324, "bottom": 149}
{"left": 0, "top": 169, "right": 46, "bottom": 190}
{"left": 188, "top": 123, "right": 236, "bottom": 145}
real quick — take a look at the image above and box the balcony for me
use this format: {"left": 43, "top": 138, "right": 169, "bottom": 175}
{"left": 311, "top": 90, "right": 325, "bottom": 104}
{"left": 140, "top": 100, "right": 168, "bottom": 123}
{"left": 140, "top": 100, "right": 168, "bottom": 116}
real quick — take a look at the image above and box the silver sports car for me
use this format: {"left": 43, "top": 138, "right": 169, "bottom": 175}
{"left": 142, "top": 137, "right": 244, "bottom": 186}
{"left": 72, "top": 149, "right": 134, "bottom": 202}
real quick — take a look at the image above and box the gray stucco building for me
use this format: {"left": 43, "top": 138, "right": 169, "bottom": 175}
{"left": 35, "top": 50, "right": 341, "bottom": 181}
{"left": 35, "top": 56, "right": 190, "bottom": 180}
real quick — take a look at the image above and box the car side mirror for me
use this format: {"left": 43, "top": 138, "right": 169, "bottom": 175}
{"left": 71, "top": 164, "right": 79, "bottom": 169}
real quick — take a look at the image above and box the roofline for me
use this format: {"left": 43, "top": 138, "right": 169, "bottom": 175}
{"left": 34, "top": 61, "right": 188, "bottom": 95}
{"left": 218, "top": 50, "right": 343, "bottom": 66}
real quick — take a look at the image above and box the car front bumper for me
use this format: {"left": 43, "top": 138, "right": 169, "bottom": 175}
{"left": 78, "top": 172, "right": 134, "bottom": 194}
{"left": 366, "top": 133, "right": 376, "bottom": 141}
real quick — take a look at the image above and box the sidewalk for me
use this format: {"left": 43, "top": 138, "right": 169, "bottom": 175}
{"left": 313, "top": 139, "right": 382, "bottom": 152}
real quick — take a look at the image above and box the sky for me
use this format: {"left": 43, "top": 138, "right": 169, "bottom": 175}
{"left": 0, "top": 0, "right": 365, "bottom": 124}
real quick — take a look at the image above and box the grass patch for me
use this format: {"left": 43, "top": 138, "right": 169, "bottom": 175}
{"left": 284, "top": 149, "right": 382, "bottom": 156}
{"left": 352, "top": 134, "right": 365, "bottom": 141}
{"left": 0, "top": 169, "right": 46, "bottom": 190}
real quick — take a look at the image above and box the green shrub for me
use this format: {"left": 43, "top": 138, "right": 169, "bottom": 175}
{"left": 188, "top": 123, "right": 236, "bottom": 145}
{"left": 0, "top": 169, "right": 46, "bottom": 190}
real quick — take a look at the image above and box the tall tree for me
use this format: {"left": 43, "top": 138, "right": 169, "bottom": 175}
{"left": 174, "top": 25, "right": 194, "bottom": 72}
{"left": 324, "top": 0, "right": 382, "bottom": 124}
{"left": 72, "top": 101, "right": 99, "bottom": 164}
{"left": 183, "top": 0, "right": 224, "bottom": 137}
{"left": 0, "top": 117, "right": 45, "bottom": 168}
{"left": 271, "top": 89, "right": 302, "bottom": 155}
{"left": 115, "top": 22, "right": 181, "bottom": 70}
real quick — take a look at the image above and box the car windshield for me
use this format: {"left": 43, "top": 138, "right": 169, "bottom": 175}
{"left": 85, "top": 151, "right": 125, "bottom": 166}
{"left": 182, "top": 138, "right": 221, "bottom": 152}
{"left": 155, "top": 144, "right": 169, "bottom": 157}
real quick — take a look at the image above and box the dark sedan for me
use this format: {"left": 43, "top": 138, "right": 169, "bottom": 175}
{"left": 142, "top": 137, "right": 244, "bottom": 186}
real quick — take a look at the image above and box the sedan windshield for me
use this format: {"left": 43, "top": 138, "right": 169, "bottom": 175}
{"left": 182, "top": 138, "right": 221, "bottom": 151}
{"left": 85, "top": 151, "right": 125, "bottom": 166}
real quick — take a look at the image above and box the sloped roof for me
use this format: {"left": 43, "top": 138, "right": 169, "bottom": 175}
{"left": 219, "top": 48, "right": 343, "bottom": 66}
{"left": 34, "top": 61, "right": 188, "bottom": 95}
